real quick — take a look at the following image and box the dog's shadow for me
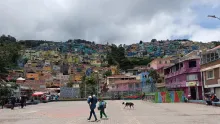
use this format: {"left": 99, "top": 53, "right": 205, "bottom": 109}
{"left": 124, "top": 107, "right": 135, "bottom": 110}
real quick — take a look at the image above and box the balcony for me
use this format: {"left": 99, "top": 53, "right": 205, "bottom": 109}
{"left": 165, "top": 81, "right": 186, "bottom": 88}
{"left": 165, "top": 67, "right": 200, "bottom": 79}
{"left": 156, "top": 83, "right": 165, "bottom": 88}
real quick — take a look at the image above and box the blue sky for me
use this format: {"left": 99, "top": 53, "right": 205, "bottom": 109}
{"left": 192, "top": 5, "right": 220, "bottom": 29}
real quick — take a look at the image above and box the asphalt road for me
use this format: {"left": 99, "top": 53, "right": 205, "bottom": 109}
{"left": 0, "top": 100, "right": 220, "bottom": 124}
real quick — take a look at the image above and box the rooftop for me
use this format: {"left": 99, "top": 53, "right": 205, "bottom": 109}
{"left": 113, "top": 80, "right": 140, "bottom": 84}
{"left": 208, "top": 45, "right": 220, "bottom": 51}
{"left": 107, "top": 75, "right": 134, "bottom": 78}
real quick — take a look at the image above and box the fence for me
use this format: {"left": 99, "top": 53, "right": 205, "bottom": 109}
{"left": 102, "top": 90, "right": 142, "bottom": 98}
{"left": 142, "top": 83, "right": 157, "bottom": 94}
{"left": 60, "top": 87, "right": 80, "bottom": 98}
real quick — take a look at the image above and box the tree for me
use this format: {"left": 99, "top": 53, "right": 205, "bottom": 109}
{"left": 80, "top": 75, "right": 97, "bottom": 98}
{"left": 66, "top": 82, "right": 73, "bottom": 87}
{"left": 107, "top": 44, "right": 134, "bottom": 70}
{"left": 139, "top": 40, "right": 143, "bottom": 44}
{"left": 0, "top": 39, "right": 22, "bottom": 73}
{"left": 148, "top": 69, "right": 160, "bottom": 84}
{"left": 212, "top": 41, "right": 220, "bottom": 47}
{"left": 101, "top": 83, "right": 109, "bottom": 94}
{"left": 103, "top": 70, "right": 112, "bottom": 78}
{"left": 151, "top": 39, "right": 157, "bottom": 43}
{"left": 0, "top": 80, "right": 18, "bottom": 98}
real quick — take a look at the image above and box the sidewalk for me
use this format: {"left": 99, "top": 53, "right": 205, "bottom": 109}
{"left": 188, "top": 100, "right": 206, "bottom": 104}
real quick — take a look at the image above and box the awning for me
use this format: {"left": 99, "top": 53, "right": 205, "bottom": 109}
{"left": 20, "top": 86, "right": 31, "bottom": 90}
{"left": 32, "top": 92, "right": 44, "bottom": 96}
{"left": 17, "top": 77, "right": 25, "bottom": 81}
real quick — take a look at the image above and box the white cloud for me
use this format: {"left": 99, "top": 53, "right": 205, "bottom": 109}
{"left": 191, "top": 28, "right": 220, "bottom": 42}
{"left": 0, "top": 0, "right": 219, "bottom": 44}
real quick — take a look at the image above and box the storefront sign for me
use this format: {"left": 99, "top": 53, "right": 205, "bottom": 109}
{"left": 186, "top": 82, "right": 197, "bottom": 87}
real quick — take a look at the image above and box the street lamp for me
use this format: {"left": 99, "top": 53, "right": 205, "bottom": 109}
{"left": 94, "top": 70, "right": 100, "bottom": 97}
{"left": 208, "top": 15, "right": 220, "bottom": 20}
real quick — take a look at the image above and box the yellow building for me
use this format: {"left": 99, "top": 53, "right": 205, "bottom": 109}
{"left": 43, "top": 66, "right": 51, "bottom": 72}
{"left": 91, "top": 60, "right": 101, "bottom": 67}
{"left": 26, "top": 73, "right": 39, "bottom": 80}
{"left": 71, "top": 74, "right": 82, "bottom": 82}
{"left": 110, "top": 66, "right": 118, "bottom": 75}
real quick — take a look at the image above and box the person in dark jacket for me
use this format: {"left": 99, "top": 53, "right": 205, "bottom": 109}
{"left": 87, "top": 94, "right": 98, "bottom": 121}
{"left": 142, "top": 93, "right": 146, "bottom": 100}
{"left": 1, "top": 97, "right": 5, "bottom": 109}
{"left": 11, "top": 96, "right": 16, "bottom": 110}
{"left": 20, "top": 96, "right": 25, "bottom": 108}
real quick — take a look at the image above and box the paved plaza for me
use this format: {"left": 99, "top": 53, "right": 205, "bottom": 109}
{"left": 1, "top": 100, "right": 220, "bottom": 124}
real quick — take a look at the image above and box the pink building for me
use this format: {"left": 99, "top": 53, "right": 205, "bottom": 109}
{"left": 148, "top": 57, "right": 175, "bottom": 90}
{"left": 148, "top": 57, "right": 174, "bottom": 70}
{"left": 107, "top": 75, "right": 141, "bottom": 92}
{"left": 164, "top": 51, "right": 202, "bottom": 100}
{"left": 108, "top": 80, "right": 140, "bottom": 92}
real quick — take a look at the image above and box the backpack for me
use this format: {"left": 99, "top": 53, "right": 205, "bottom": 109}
{"left": 102, "top": 101, "right": 106, "bottom": 108}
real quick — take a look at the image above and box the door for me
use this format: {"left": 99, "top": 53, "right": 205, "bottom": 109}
{"left": 215, "top": 88, "right": 220, "bottom": 99}
{"left": 190, "top": 87, "right": 196, "bottom": 100}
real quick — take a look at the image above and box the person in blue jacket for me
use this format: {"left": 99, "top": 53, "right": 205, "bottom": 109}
{"left": 87, "top": 93, "right": 98, "bottom": 121}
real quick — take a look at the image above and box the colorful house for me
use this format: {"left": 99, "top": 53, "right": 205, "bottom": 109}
{"left": 110, "top": 66, "right": 118, "bottom": 75}
{"left": 26, "top": 73, "right": 39, "bottom": 80}
{"left": 107, "top": 75, "right": 140, "bottom": 92}
{"left": 148, "top": 57, "right": 175, "bottom": 90}
{"left": 200, "top": 46, "right": 220, "bottom": 98}
{"left": 164, "top": 51, "right": 202, "bottom": 100}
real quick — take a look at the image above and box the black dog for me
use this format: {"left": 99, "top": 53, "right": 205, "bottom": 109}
{"left": 122, "top": 102, "right": 134, "bottom": 109}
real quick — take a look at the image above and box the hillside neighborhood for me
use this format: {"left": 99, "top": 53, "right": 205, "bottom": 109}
{"left": 0, "top": 35, "right": 220, "bottom": 101}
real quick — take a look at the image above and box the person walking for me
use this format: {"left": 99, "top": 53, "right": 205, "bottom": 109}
{"left": 87, "top": 94, "right": 98, "bottom": 121}
{"left": 98, "top": 99, "right": 108, "bottom": 119}
{"left": 0, "top": 97, "right": 5, "bottom": 109}
{"left": 20, "top": 96, "right": 25, "bottom": 108}
{"left": 11, "top": 96, "right": 16, "bottom": 110}
{"left": 142, "top": 93, "right": 145, "bottom": 100}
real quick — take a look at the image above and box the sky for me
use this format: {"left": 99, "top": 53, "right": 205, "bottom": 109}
{"left": 0, "top": 0, "right": 220, "bottom": 44}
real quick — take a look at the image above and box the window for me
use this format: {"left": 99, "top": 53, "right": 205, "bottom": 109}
{"left": 165, "top": 61, "right": 167, "bottom": 64}
{"left": 176, "top": 78, "right": 179, "bottom": 83}
{"left": 159, "top": 61, "right": 162, "bottom": 64}
{"left": 215, "top": 52, "right": 219, "bottom": 60}
{"left": 189, "top": 60, "right": 197, "bottom": 68}
{"left": 135, "top": 84, "right": 139, "bottom": 88}
{"left": 187, "top": 74, "right": 198, "bottom": 81}
{"left": 176, "top": 64, "right": 179, "bottom": 71}
{"left": 180, "top": 63, "right": 183, "bottom": 68}
{"left": 129, "top": 84, "right": 133, "bottom": 88}
{"left": 207, "top": 54, "right": 211, "bottom": 62}
{"left": 211, "top": 53, "right": 215, "bottom": 61}
{"left": 202, "top": 55, "right": 206, "bottom": 64}
{"left": 207, "top": 70, "right": 214, "bottom": 79}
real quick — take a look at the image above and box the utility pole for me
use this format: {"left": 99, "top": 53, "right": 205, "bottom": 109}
{"left": 85, "top": 81, "right": 87, "bottom": 98}
{"left": 96, "top": 72, "right": 99, "bottom": 97}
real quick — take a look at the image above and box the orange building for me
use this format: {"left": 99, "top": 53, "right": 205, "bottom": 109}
{"left": 43, "top": 66, "right": 52, "bottom": 72}
{"left": 26, "top": 73, "right": 39, "bottom": 80}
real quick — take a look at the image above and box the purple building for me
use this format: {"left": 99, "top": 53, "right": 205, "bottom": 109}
{"left": 164, "top": 51, "right": 202, "bottom": 100}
